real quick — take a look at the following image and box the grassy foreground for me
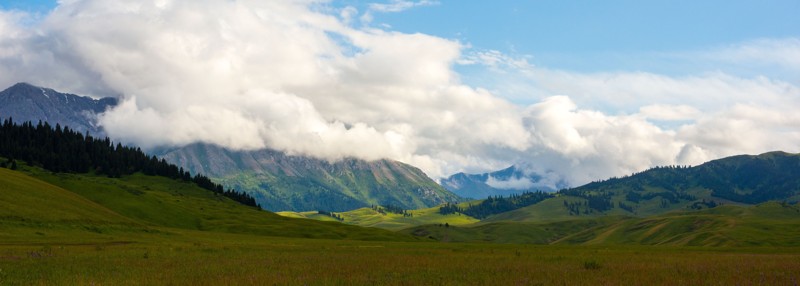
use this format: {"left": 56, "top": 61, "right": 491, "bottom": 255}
{"left": 2, "top": 166, "right": 800, "bottom": 284}
{"left": 2, "top": 237, "right": 799, "bottom": 285}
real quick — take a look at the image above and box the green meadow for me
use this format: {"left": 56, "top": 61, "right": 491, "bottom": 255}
{"left": 2, "top": 166, "right": 800, "bottom": 285}
{"left": 278, "top": 201, "right": 479, "bottom": 231}
{"left": 3, "top": 236, "right": 800, "bottom": 285}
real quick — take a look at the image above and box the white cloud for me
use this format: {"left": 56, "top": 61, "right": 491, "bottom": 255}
{"left": 368, "top": 0, "right": 439, "bottom": 13}
{"left": 638, "top": 104, "right": 701, "bottom": 121}
{"left": 1, "top": 1, "right": 799, "bottom": 189}
{"left": 360, "top": 0, "right": 438, "bottom": 25}
{"left": 456, "top": 45, "right": 800, "bottom": 185}
{"left": 702, "top": 38, "right": 800, "bottom": 72}
{"left": 485, "top": 176, "right": 535, "bottom": 190}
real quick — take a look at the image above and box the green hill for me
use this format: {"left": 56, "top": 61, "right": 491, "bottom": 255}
{"left": 405, "top": 202, "right": 800, "bottom": 246}
{"left": 0, "top": 164, "right": 410, "bottom": 243}
{"left": 558, "top": 202, "right": 800, "bottom": 246}
{"left": 474, "top": 152, "right": 800, "bottom": 223}
{"left": 0, "top": 167, "right": 131, "bottom": 224}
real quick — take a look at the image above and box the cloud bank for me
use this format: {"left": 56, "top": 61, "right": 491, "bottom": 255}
{"left": 1, "top": 0, "right": 798, "bottom": 187}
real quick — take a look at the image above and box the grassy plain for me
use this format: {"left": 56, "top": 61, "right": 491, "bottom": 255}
{"left": 2, "top": 236, "right": 800, "bottom": 285}
{"left": 3, "top": 166, "right": 800, "bottom": 285}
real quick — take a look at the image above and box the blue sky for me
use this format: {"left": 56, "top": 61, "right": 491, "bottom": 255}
{"left": 342, "top": 0, "right": 800, "bottom": 72}
{"left": 3, "top": 0, "right": 798, "bottom": 75}
{"left": 0, "top": 0, "right": 54, "bottom": 14}
{"left": 1, "top": 0, "right": 798, "bottom": 182}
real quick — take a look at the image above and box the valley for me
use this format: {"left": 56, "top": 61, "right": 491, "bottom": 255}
{"left": 2, "top": 84, "right": 800, "bottom": 284}
{"left": 2, "top": 1, "right": 798, "bottom": 284}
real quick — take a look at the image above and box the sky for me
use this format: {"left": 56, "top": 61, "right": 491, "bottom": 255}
{"left": 0, "top": 0, "right": 798, "bottom": 188}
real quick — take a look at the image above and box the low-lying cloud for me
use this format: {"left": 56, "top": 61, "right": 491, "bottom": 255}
{"left": 1, "top": 0, "right": 798, "bottom": 187}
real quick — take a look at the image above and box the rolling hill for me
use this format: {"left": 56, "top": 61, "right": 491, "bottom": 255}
{"left": 279, "top": 151, "right": 800, "bottom": 246}
{"left": 0, "top": 162, "right": 409, "bottom": 243}
{"left": 405, "top": 202, "right": 800, "bottom": 246}
{"left": 278, "top": 201, "right": 480, "bottom": 231}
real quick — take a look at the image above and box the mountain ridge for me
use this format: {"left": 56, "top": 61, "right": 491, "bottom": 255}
{"left": 160, "top": 143, "right": 461, "bottom": 211}
{"left": 0, "top": 82, "right": 117, "bottom": 136}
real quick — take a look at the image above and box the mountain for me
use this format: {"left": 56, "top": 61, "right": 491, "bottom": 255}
{"left": 482, "top": 151, "right": 800, "bottom": 222}
{"left": 441, "top": 165, "right": 568, "bottom": 199}
{"left": 566, "top": 151, "right": 800, "bottom": 206}
{"left": 401, "top": 152, "right": 800, "bottom": 245}
{"left": 159, "top": 143, "right": 461, "bottom": 211}
{"left": 0, "top": 82, "right": 117, "bottom": 136}
{"left": 0, "top": 83, "right": 461, "bottom": 212}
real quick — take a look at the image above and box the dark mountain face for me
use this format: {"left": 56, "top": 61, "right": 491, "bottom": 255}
{"left": 0, "top": 83, "right": 117, "bottom": 136}
{"left": 441, "top": 165, "right": 568, "bottom": 199}
{"left": 2, "top": 83, "right": 461, "bottom": 212}
{"left": 573, "top": 151, "right": 800, "bottom": 205}
{"left": 159, "top": 143, "right": 461, "bottom": 211}
{"left": 542, "top": 151, "right": 800, "bottom": 217}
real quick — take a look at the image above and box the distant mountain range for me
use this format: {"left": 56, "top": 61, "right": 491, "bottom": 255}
{"left": 0, "top": 83, "right": 460, "bottom": 211}
{"left": 441, "top": 165, "right": 569, "bottom": 199}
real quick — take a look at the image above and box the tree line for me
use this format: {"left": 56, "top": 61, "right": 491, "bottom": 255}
{"left": 439, "top": 191, "right": 553, "bottom": 219}
{"left": 372, "top": 204, "right": 412, "bottom": 217}
{"left": 0, "top": 118, "right": 259, "bottom": 208}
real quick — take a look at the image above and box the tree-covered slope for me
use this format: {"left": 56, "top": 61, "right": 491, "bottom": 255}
{"left": 161, "top": 143, "right": 461, "bottom": 211}
{"left": 481, "top": 151, "right": 800, "bottom": 222}
{"left": 0, "top": 118, "right": 259, "bottom": 207}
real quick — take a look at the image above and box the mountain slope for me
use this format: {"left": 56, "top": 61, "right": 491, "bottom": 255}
{"left": 441, "top": 165, "right": 567, "bottom": 199}
{"left": 554, "top": 202, "right": 800, "bottom": 246}
{"left": 481, "top": 151, "right": 800, "bottom": 222}
{"left": 1, "top": 162, "right": 409, "bottom": 242}
{"left": 160, "top": 143, "right": 460, "bottom": 211}
{"left": 405, "top": 202, "right": 800, "bottom": 246}
{"left": 0, "top": 82, "right": 116, "bottom": 136}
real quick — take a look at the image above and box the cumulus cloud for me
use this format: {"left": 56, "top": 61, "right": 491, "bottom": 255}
{"left": 467, "top": 47, "right": 800, "bottom": 184}
{"left": 1, "top": 0, "right": 799, "bottom": 188}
